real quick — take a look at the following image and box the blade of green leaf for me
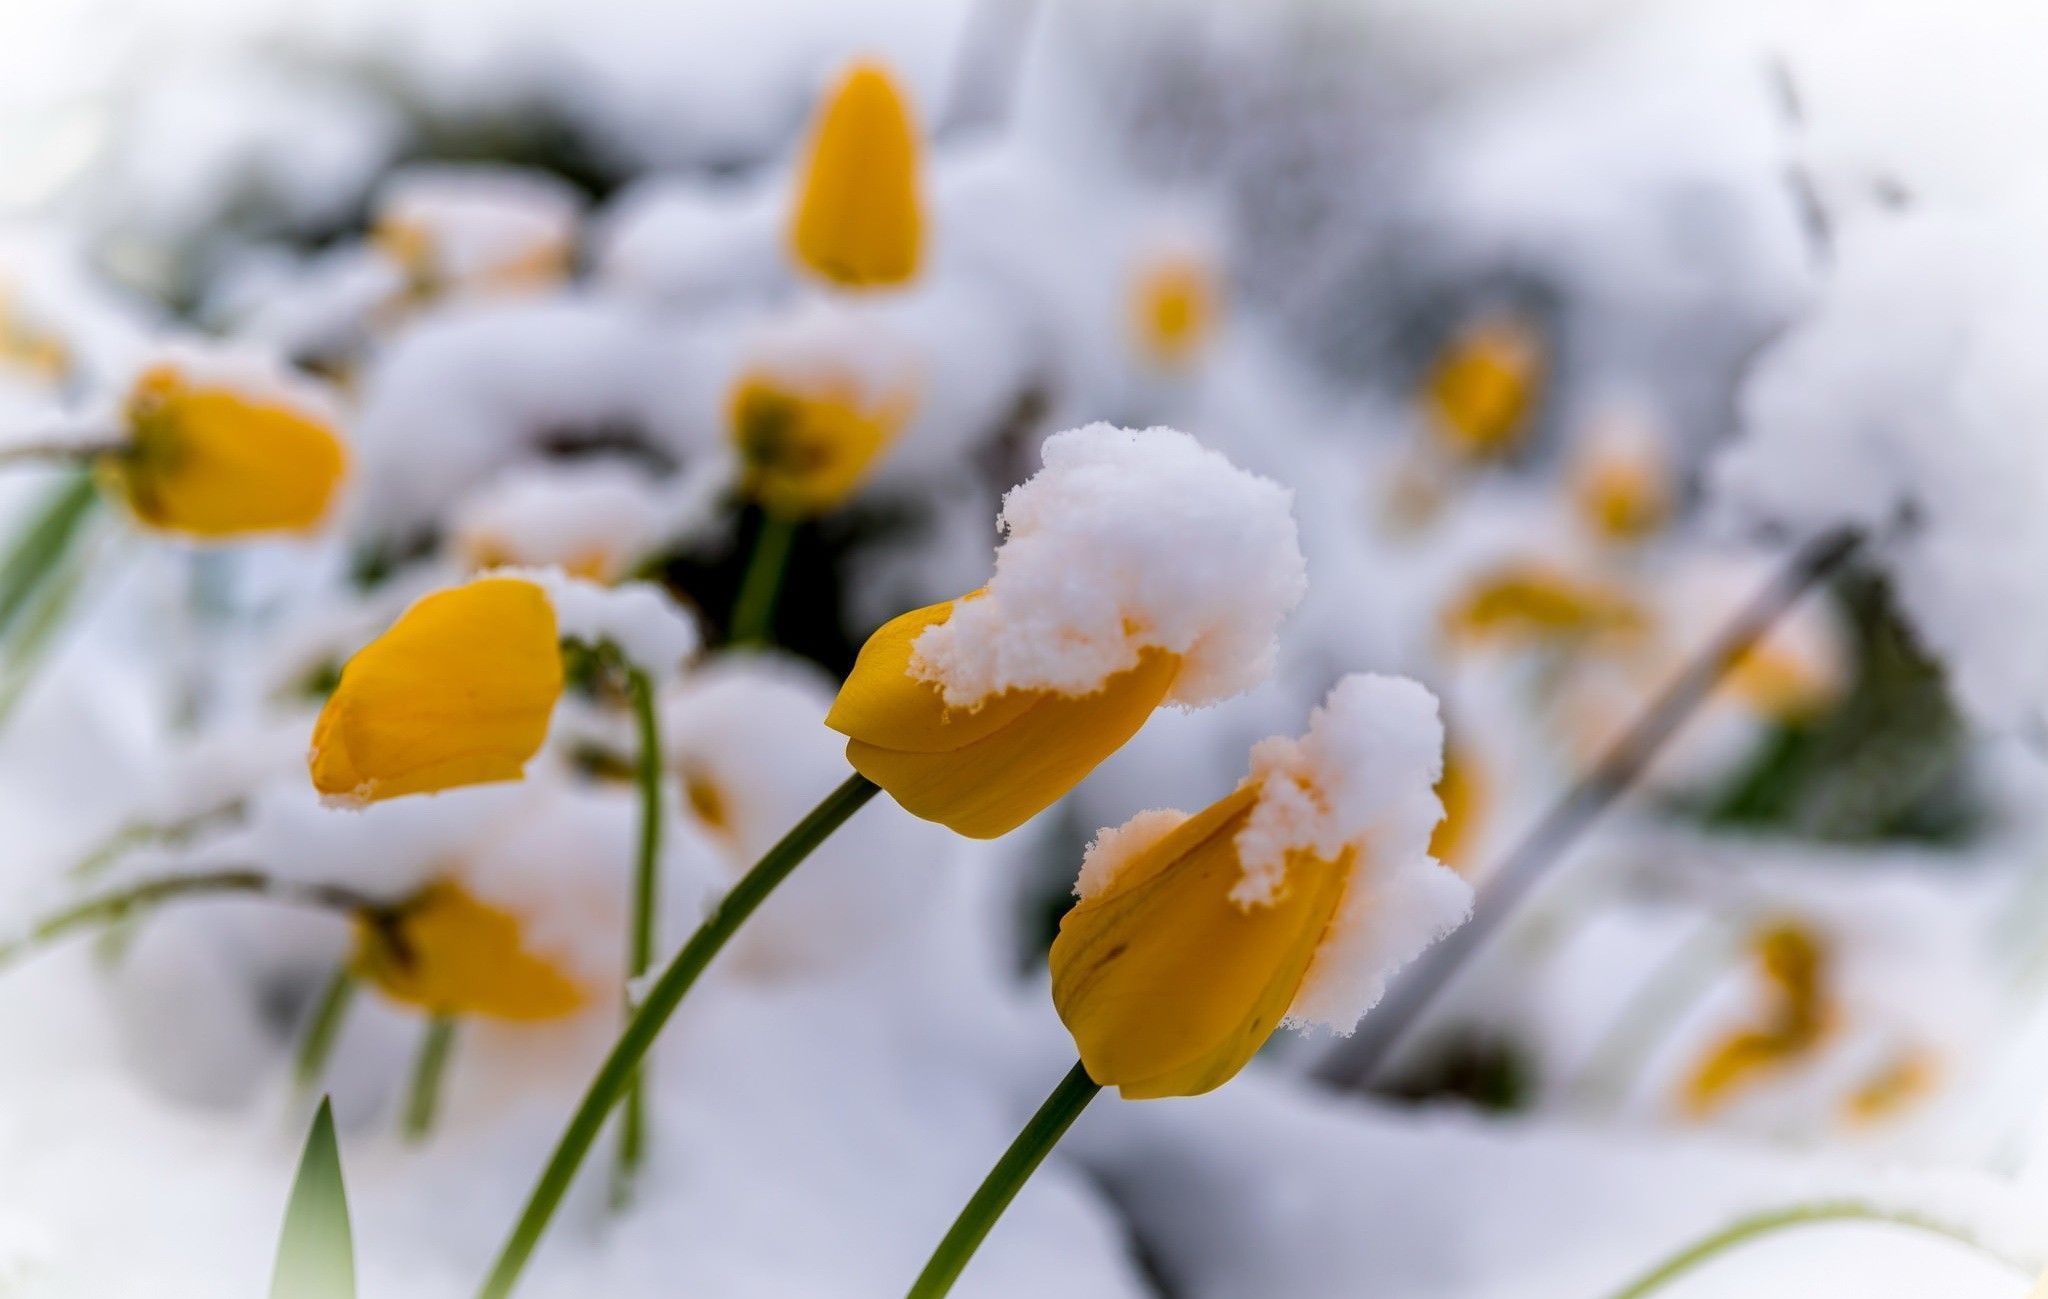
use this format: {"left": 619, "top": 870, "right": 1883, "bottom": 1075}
{"left": 0, "top": 471, "right": 99, "bottom": 642}
{"left": 269, "top": 1098, "right": 357, "bottom": 1299}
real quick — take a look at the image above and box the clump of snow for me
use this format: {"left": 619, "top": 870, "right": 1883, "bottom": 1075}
{"left": 909, "top": 424, "right": 1306, "bottom": 708}
{"left": 516, "top": 567, "right": 701, "bottom": 678}
{"left": 451, "top": 461, "right": 672, "bottom": 581}
{"left": 1713, "top": 206, "right": 2048, "bottom": 730}
{"left": 371, "top": 164, "right": 582, "bottom": 290}
{"left": 1241, "top": 674, "right": 1471, "bottom": 1032}
{"left": 1074, "top": 808, "right": 1189, "bottom": 902}
{"left": 730, "top": 294, "right": 924, "bottom": 423}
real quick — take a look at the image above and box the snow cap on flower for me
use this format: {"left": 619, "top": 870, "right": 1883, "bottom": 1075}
{"left": 452, "top": 462, "right": 671, "bottom": 583}
{"left": 1054, "top": 675, "right": 1470, "bottom": 1098}
{"left": 109, "top": 342, "right": 349, "bottom": 539}
{"left": 909, "top": 424, "right": 1307, "bottom": 709}
{"left": 373, "top": 164, "right": 581, "bottom": 299}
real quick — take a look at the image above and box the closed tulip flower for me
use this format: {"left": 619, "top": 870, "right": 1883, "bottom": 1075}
{"left": 827, "top": 424, "right": 1306, "bottom": 838}
{"left": 729, "top": 366, "right": 912, "bottom": 517}
{"left": 788, "top": 60, "right": 924, "bottom": 289}
{"left": 108, "top": 358, "right": 348, "bottom": 539}
{"left": 354, "top": 879, "right": 587, "bottom": 1021}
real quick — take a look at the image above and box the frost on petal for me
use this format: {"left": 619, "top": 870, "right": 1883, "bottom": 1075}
{"left": 908, "top": 424, "right": 1306, "bottom": 709}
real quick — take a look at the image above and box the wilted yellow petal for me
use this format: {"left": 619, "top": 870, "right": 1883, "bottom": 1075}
{"left": 1130, "top": 254, "right": 1218, "bottom": 371}
{"left": 789, "top": 61, "right": 924, "bottom": 289}
{"left": 1424, "top": 313, "right": 1545, "bottom": 462}
{"left": 309, "top": 577, "right": 564, "bottom": 803}
{"left": 109, "top": 365, "right": 348, "bottom": 539}
{"left": 1052, "top": 784, "right": 1350, "bottom": 1099}
{"left": 353, "top": 880, "right": 586, "bottom": 1021}
{"left": 729, "top": 371, "right": 907, "bottom": 515}
{"left": 826, "top": 597, "right": 1178, "bottom": 838}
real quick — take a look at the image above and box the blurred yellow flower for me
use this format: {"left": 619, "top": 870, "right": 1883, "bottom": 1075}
{"left": 729, "top": 369, "right": 911, "bottom": 516}
{"left": 1051, "top": 784, "right": 1351, "bottom": 1098}
{"left": 1430, "top": 737, "right": 1489, "bottom": 874}
{"left": 309, "top": 577, "right": 565, "bottom": 804}
{"left": 1442, "top": 562, "right": 1647, "bottom": 651}
{"left": 107, "top": 363, "right": 348, "bottom": 539}
{"left": 1423, "top": 312, "right": 1545, "bottom": 462}
{"left": 1842, "top": 1047, "right": 1939, "bottom": 1127}
{"left": 1130, "top": 252, "right": 1219, "bottom": 371}
{"left": 0, "top": 288, "right": 69, "bottom": 383}
{"left": 788, "top": 60, "right": 924, "bottom": 289}
{"left": 1683, "top": 922, "right": 1832, "bottom": 1117}
{"left": 353, "top": 879, "right": 587, "bottom": 1021}
{"left": 1572, "top": 437, "right": 1672, "bottom": 545}
{"left": 825, "top": 595, "right": 1179, "bottom": 838}
{"left": 1724, "top": 637, "right": 1841, "bottom": 723}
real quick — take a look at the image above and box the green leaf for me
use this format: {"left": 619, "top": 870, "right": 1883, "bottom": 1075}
{"left": 269, "top": 1098, "right": 357, "bottom": 1299}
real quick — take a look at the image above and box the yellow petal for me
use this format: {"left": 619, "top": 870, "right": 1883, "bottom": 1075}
{"left": 1052, "top": 786, "right": 1350, "bottom": 1098}
{"left": 1573, "top": 449, "right": 1671, "bottom": 544}
{"left": 729, "top": 371, "right": 906, "bottom": 515}
{"left": 1424, "top": 313, "right": 1545, "bottom": 462}
{"left": 353, "top": 880, "right": 587, "bottom": 1021}
{"left": 789, "top": 61, "right": 924, "bottom": 289}
{"left": 110, "top": 365, "right": 348, "bottom": 538}
{"left": 827, "top": 598, "right": 1178, "bottom": 838}
{"left": 1429, "top": 737, "right": 1488, "bottom": 874}
{"left": 309, "top": 577, "right": 564, "bottom": 803}
{"left": 1441, "top": 563, "right": 1647, "bottom": 650}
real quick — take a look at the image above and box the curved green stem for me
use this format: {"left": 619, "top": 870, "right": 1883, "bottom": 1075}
{"left": 611, "top": 666, "right": 664, "bottom": 1208}
{"left": 907, "top": 1062, "right": 1102, "bottom": 1299}
{"left": 295, "top": 967, "right": 359, "bottom": 1095}
{"left": 0, "top": 869, "right": 383, "bottom": 972}
{"left": 728, "top": 512, "right": 797, "bottom": 646}
{"left": 1601, "top": 1201, "right": 2028, "bottom": 1299}
{"left": 476, "top": 772, "right": 880, "bottom": 1299}
{"left": 402, "top": 1016, "right": 459, "bottom": 1144}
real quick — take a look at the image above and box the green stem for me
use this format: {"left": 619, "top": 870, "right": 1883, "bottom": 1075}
{"left": 611, "top": 666, "right": 664, "bottom": 1209}
{"left": 295, "top": 967, "right": 359, "bottom": 1095}
{"left": 476, "top": 772, "right": 880, "bottom": 1299}
{"left": 1601, "top": 1201, "right": 2027, "bottom": 1299}
{"left": 0, "top": 870, "right": 383, "bottom": 972}
{"left": 907, "top": 1062, "right": 1102, "bottom": 1299}
{"left": 728, "top": 512, "right": 798, "bottom": 646}
{"left": 0, "top": 471, "right": 99, "bottom": 644}
{"left": 402, "top": 1016, "right": 459, "bottom": 1144}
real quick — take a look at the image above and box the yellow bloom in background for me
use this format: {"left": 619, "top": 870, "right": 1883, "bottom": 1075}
{"left": 1724, "top": 636, "right": 1842, "bottom": 723}
{"left": 1423, "top": 312, "right": 1546, "bottom": 462}
{"left": 788, "top": 60, "right": 924, "bottom": 289}
{"left": 825, "top": 595, "right": 1180, "bottom": 838}
{"left": 309, "top": 577, "right": 565, "bottom": 804}
{"left": 729, "top": 368, "right": 912, "bottom": 516}
{"left": 1571, "top": 429, "right": 1672, "bottom": 545}
{"left": 369, "top": 166, "right": 580, "bottom": 306}
{"left": 1049, "top": 675, "right": 1468, "bottom": 1100}
{"left": 353, "top": 879, "right": 586, "bottom": 1021}
{"left": 1429, "top": 737, "right": 1489, "bottom": 875}
{"left": 1053, "top": 785, "right": 1351, "bottom": 1098}
{"left": 1441, "top": 562, "right": 1648, "bottom": 651}
{"left": 0, "top": 287, "right": 69, "bottom": 383}
{"left": 1129, "top": 251, "right": 1219, "bottom": 372}
{"left": 106, "top": 363, "right": 348, "bottom": 539}
{"left": 1682, "top": 922, "right": 1832, "bottom": 1117}
{"left": 1842, "top": 1047, "right": 1940, "bottom": 1127}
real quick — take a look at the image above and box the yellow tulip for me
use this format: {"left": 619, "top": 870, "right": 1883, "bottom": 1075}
{"left": 1572, "top": 439, "right": 1671, "bottom": 544}
{"left": 107, "top": 363, "right": 348, "bottom": 539}
{"left": 1682, "top": 922, "right": 1831, "bottom": 1117}
{"left": 1441, "top": 562, "right": 1647, "bottom": 651}
{"left": 729, "top": 369, "right": 910, "bottom": 516}
{"left": 1423, "top": 313, "right": 1545, "bottom": 462}
{"left": 1050, "top": 784, "right": 1352, "bottom": 1099}
{"left": 309, "top": 577, "right": 565, "bottom": 804}
{"left": 1130, "top": 252, "right": 1219, "bottom": 371}
{"left": 825, "top": 595, "right": 1179, "bottom": 839}
{"left": 788, "top": 60, "right": 924, "bottom": 289}
{"left": 353, "top": 879, "right": 587, "bottom": 1021}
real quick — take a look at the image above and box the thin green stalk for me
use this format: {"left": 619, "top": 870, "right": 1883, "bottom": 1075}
{"left": 295, "top": 968, "right": 359, "bottom": 1095}
{"left": 0, "top": 870, "right": 383, "bottom": 972}
{"left": 476, "top": 772, "right": 880, "bottom": 1299}
{"left": 907, "top": 1062, "right": 1103, "bottom": 1299}
{"left": 0, "top": 511, "right": 111, "bottom": 725}
{"left": 0, "top": 471, "right": 99, "bottom": 643}
{"left": 402, "top": 1016, "right": 459, "bottom": 1144}
{"left": 728, "top": 512, "right": 798, "bottom": 646}
{"left": 1601, "top": 1201, "right": 2027, "bottom": 1299}
{"left": 611, "top": 666, "right": 664, "bottom": 1208}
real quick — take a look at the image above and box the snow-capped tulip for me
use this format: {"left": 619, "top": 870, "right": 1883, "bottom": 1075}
{"left": 1130, "top": 251, "right": 1219, "bottom": 371}
{"left": 1423, "top": 312, "right": 1545, "bottom": 462}
{"left": 354, "top": 880, "right": 586, "bottom": 1021}
{"left": 729, "top": 368, "right": 910, "bottom": 516}
{"left": 107, "top": 362, "right": 348, "bottom": 539}
{"left": 309, "top": 577, "right": 565, "bottom": 804}
{"left": 826, "top": 595, "right": 1180, "bottom": 838}
{"left": 372, "top": 166, "right": 579, "bottom": 304}
{"left": 788, "top": 60, "right": 924, "bottom": 289}
{"left": 1051, "top": 676, "right": 1471, "bottom": 1099}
